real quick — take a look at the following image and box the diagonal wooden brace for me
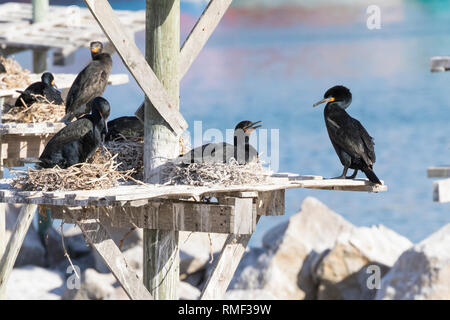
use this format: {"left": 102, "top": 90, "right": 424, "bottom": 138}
{"left": 135, "top": 0, "right": 233, "bottom": 122}
{"left": 77, "top": 220, "right": 153, "bottom": 300}
{"left": 83, "top": 0, "right": 187, "bottom": 136}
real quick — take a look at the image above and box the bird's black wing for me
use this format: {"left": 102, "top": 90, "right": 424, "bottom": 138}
{"left": 40, "top": 118, "right": 93, "bottom": 157}
{"left": 42, "top": 86, "right": 64, "bottom": 105}
{"left": 15, "top": 82, "right": 44, "bottom": 107}
{"left": 325, "top": 108, "right": 374, "bottom": 166}
{"left": 65, "top": 61, "right": 109, "bottom": 113}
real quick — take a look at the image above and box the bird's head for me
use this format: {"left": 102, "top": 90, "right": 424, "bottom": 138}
{"left": 90, "top": 41, "right": 104, "bottom": 57}
{"left": 234, "top": 120, "right": 262, "bottom": 137}
{"left": 91, "top": 97, "right": 111, "bottom": 134}
{"left": 313, "top": 85, "right": 352, "bottom": 110}
{"left": 42, "top": 72, "right": 56, "bottom": 88}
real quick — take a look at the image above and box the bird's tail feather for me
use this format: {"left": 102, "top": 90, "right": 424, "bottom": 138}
{"left": 60, "top": 113, "right": 72, "bottom": 123}
{"left": 362, "top": 167, "right": 381, "bottom": 184}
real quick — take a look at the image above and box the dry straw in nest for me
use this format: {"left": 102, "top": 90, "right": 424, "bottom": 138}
{"left": 3, "top": 94, "right": 65, "bottom": 123}
{"left": 12, "top": 146, "right": 135, "bottom": 192}
{"left": 104, "top": 138, "right": 144, "bottom": 181}
{"left": 161, "top": 158, "right": 272, "bottom": 187}
{"left": 0, "top": 56, "right": 31, "bottom": 90}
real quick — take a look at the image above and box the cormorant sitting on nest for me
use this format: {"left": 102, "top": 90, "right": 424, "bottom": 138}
{"left": 40, "top": 97, "right": 110, "bottom": 169}
{"left": 61, "top": 41, "right": 112, "bottom": 123}
{"left": 0, "top": 61, "right": 6, "bottom": 73}
{"left": 177, "top": 120, "right": 262, "bottom": 165}
{"left": 105, "top": 116, "right": 143, "bottom": 141}
{"left": 15, "top": 72, "right": 63, "bottom": 107}
{"left": 313, "top": 85, "right": 381, "bottom": 184}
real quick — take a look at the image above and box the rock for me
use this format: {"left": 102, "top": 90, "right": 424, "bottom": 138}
{"left": 62, "top": 268, "right": 117, "bottom": 300}
{"left": 5, "top": 266, "right": 64, "bottom": 300}
{"left": 5, "top": 204, "right": 46, "bottom": 267}
{"left": 179, "top": 232, "right": 227, "bottom": 277}
{"left": 122, "top": 245, "right": 143, "bottom": 278}
{"left": 376, "top": 224, "right": 450, "bottom": 300}
{"left": 224, "top": 289, "right": 277, "bottom": 300}
{"left": 179, "top": 281, "right": 201, "bottom": 300}
{"left": 315, "top": 225, "right": 412, "bottom": 300}
{"left": 231, "top": 197, "right": 354, "bottom": 299}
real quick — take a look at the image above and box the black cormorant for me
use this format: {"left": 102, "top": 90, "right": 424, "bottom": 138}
{"left": 61, "top": 41, "right": 112, "bottom": 122}
{"left": 39, "top": 97, "right": 111, "bottom": 169}
{"left": 15, "top": 72, "right": 63, "bottom": 107}
{"left": 313, "top": 85, "right": 381, "bottom": 184}
{"left": 105, "top": 116, "right": 143, "bottom": 141}
{"left": 177, "top": 120, "right": 262, "bottom": 165}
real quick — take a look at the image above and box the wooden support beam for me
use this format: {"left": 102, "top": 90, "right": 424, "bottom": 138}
{"left": 200, "top": 216, "right": 260, "bottom": 300}
{"left": 180, "top": 0, "right": 232, "bottom": 78}
{"left": 143, "top": 0, "right": 181, "bottom": 300}
{"left": 0, "top": 204, "right": 37, "bottom": 299}
{"left": 433, "top": 178, "right": 450, "bottom": 203}
{"left": 77, "top": 221, "right": 153, "bottom": 300}
{"left": 428, "top": 166, "right": 450, "bottom": 178}
{"left": 135, "top": 0, "right": 232, "bottom": 121}
{"left": 32, "top": 1, "right": 49, "bottom": 73}
{"left": 83, "top": 0, "right": 187, "bottom": 136}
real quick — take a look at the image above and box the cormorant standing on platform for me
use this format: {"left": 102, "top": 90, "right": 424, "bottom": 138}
{"left": 61, "top": 41, "right": 112, "bottom": 122}
{"left": 177, "top": 120, "right": 262, "bottom": 165}
{"left": 14, "top": 72, "right": 63, "bottom": 107}
{"left": 40, "top": 97, "right": 110, "bottom": 169}
{"left": 105, "top": 116, "right": 143, "bottom": 141}
{"left": 313, "top": 85, "right": 381, "bottom": 184}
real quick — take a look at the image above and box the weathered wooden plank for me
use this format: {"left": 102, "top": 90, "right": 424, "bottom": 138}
{"left": 200, "top": 217, "right": 260, "bottom": 300}
{"left": 51, "top": 198, "right": 255, "bottom": 235}
{"left": 0, "top": 204, "right": 37, "bottom": 298}
{"left": 84, "top": 0, "right": 187, "bottom": 136}
{"left": 428, "top": 166, "right": 450, "bottom": 178}
{"left": 180, "top": 0, "right": 232, "bottom": 78}
{"left": 430, "top": 56, "right": 450, "bottom": 72}
{"left": 256, "top": 190, "right": 285, "bottom": 216}
{"left": 77, "top": 221, "right": 153, "bottom": 300}
{"left": 433, "top": 179, "right": 450, "bottom": 203}
{"left": 135, "top": 0, "right": 232, "bottom": 122}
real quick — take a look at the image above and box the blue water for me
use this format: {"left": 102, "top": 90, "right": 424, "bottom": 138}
{"left": 4, "top": 0, "right": 450, "bottom": 246}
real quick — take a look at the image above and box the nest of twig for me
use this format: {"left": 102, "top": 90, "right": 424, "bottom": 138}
{"left": 0, "top": 56, "right": 31, "bottom": 90}
{"left": 104, "top": 138, "right": 144, "bottom": 181}
{"left": 161, "top": 158, "right": 272, "bottom": 186}
{"left": 11, "top": 146, "right": 135, "bottom": 192}
{"left": 2, "top": 94, "right": 65, "bottom": 123}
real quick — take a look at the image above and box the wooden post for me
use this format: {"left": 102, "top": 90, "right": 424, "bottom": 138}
{"left": 0, "top": 204, "right": 37, "bottom": 299}
{"left": 143, "top": 0, "right": 180, "bottom": 300}
{"left": 32, "top": 0, "right": 49, "bottom": 73}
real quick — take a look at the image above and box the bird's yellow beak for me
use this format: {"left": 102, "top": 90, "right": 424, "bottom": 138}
{"left": 91, "top": 47, "right": 100, "bottom": 54}
{"left": 313, "top": 97, "right": 335, "bottom": 107}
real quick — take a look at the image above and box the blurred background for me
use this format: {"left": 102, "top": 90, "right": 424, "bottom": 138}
{"left": 2, "top": 0, "right": 450, "bottom": 246}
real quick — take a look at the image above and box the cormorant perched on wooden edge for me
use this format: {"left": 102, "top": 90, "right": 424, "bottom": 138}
{"left": 15, "top": 72, "right": 63, "bottom": 107}
{"left": 61, "top": 41, "right": 112, "bottom": 123}
{"left": 177, "top": 120, "right": 262, "bottom": 165}
{"left": 39, "top": 97, "right": 111, "bottom": 169}
{"left": 313, "top": 85, "right": 381, "bottom": 184}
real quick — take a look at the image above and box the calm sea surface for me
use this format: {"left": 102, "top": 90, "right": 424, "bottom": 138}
{"left": 3, "top": 0, "right": 450, "bottom": 246}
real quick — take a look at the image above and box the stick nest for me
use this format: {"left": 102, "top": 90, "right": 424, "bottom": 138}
{"left": 161, "top": 158, "right": 272, "bottom": 187}
{"left": 104, "top": 138, "right": 144, "bottom": 181}
{"left": 2, "top": 94, "right": 65, "bottom": 123}
{"left": 0, "top": 56, "right": 31, "bottom": 90}
{"left": 11, "top": 146, "right": 135, "bottom": 192}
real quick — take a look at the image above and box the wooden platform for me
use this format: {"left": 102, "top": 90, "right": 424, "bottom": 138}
{"left": 428, "top": 166, "right": 450, "bottom": 203}
{"left": 0, "top": 2, "right": 145, "bottom": 65}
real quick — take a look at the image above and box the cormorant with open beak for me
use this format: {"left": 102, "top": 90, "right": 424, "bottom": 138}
{"left": 40, "top": 97, "right": 110, "bottom": 169}
{"left": 313, "top": 85, "right": 381, "bottom": 184}
{"left": 177, "top": 120, "right": 262, "bottom": 165}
